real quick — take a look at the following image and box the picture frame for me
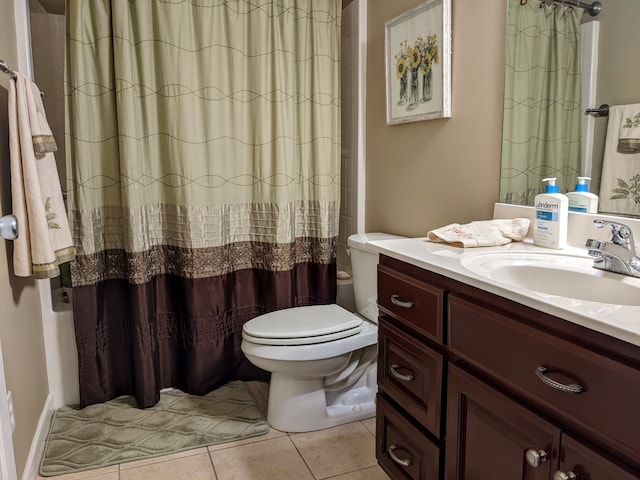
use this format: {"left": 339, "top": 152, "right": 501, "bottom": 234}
{"left": 385, "top": 0, "right": 452, "bottom": 124}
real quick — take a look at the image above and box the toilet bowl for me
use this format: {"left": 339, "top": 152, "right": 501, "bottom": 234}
{"left": 240, "top": 233, "right": 401, "bottom": 432}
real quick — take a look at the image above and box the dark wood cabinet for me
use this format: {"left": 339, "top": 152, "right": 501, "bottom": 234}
{"left": 375, "top": 254, "right": 640, "bottom": 480}
{"left": 448, "top": 295, "right": 640, "bottom": 463}
{"left": 446, "top": 364, "right": 560, "bottom": 480}
{"left": 376, "top": 257, "right": 447, "bottom": 476}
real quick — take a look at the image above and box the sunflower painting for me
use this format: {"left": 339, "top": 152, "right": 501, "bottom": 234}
{"left": 385, "top": 0, "right": 451, "bottom": 124}
{"left": 394, "top": 40, "right": 411, "bottom": 105}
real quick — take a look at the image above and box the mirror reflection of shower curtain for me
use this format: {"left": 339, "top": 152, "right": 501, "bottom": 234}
{"left": 65, "top": 0, "right": 341, "bottom": 408}
{"left": 500, "top": 0, "right": 582, "bottom": 205}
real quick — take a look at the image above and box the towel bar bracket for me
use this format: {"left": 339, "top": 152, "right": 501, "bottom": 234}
{"left": 585, "top": 104, "right": 609, "bottom": 117}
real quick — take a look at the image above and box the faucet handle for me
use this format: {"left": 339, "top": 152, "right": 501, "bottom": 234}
{"left": 593, "top": 220, "right": 635, "bottom": 250}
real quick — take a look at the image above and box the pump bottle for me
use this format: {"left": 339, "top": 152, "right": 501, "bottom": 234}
{"left": 533, "top": 178, "right": 568, "bottom": 249}
{"left": 566, "top": 176, "right": 599, "bottom": 213}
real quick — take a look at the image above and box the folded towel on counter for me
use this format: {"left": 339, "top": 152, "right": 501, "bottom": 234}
{"left": 618, "top": 103, "right": 640, "bottom": 153}
{"left": 427, "top": 218, "right": 531, "bottom": 248}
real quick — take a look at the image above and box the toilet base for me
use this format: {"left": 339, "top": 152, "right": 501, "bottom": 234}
{"left": 266, "top": 363, "right": 377, "bottom": 432}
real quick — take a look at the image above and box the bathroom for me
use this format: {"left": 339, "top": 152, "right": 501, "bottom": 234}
{"left": 0, "top": 0, "right": 639, "bottom": 479}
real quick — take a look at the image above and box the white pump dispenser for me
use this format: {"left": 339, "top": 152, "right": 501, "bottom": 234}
{"left": 566, "top": 176, "right": 599, "bottom": 213}
{"left": 533, "top": 177, "right": 568, "bottom": 249}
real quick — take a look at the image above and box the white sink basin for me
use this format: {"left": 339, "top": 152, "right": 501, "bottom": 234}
{"left": 461, "top": 252, "right": 640, "bottom": 306}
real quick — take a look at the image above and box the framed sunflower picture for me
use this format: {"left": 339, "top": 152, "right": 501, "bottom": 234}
{"left": 385, "top": 0, "right": 452, "bottom": 124}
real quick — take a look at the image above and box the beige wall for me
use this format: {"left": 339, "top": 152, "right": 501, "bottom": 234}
{"left": 365, "top": 0, "right": 506, "bottom": 237}
{"left": 0, "top": 0, "right": 50, "bottom": 477}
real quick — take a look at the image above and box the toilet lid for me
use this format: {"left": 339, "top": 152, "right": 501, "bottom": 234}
{"left": 242, "top": 304, "right": 363, "bottom": 346}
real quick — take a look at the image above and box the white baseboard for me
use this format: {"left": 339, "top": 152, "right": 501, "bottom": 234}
{"left": 21, "top": 394, "right": 53, "bottom": 480}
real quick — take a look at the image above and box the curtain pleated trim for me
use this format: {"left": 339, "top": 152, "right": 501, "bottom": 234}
{"left": 71, "top": 200, "right": 337, "bottom": 254}
{"left": 72, "top": 236, "right": 335, "bottom": 286}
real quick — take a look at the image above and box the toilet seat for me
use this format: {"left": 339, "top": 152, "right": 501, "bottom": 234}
{"left": 242, "top": 304, "right": 363, "bottom": 346}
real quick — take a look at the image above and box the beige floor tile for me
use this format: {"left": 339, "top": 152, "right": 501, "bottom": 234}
{"left": 360, "top": 417, "right": 376, "bottom": 436}
{"left": 290, "top": 422, "right": 377, "bottom": 479}
{"left": 210, "top": 435, "right": 314, "bottom": 480}
{"left": 36, "top": 465, "right": 119, "bottom": 480}
{"left": 328, "top": 465, "right": 391, "bottom": 480}
{"left": 120, "top": 447, "right": 208, "bottom": 470}
{"left": 119, "top": 452, "right": 215, "bottom": 480}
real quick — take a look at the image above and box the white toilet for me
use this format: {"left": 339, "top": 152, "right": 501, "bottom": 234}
{"left": 241, "top": 233, "right": 400, "bottom": 432}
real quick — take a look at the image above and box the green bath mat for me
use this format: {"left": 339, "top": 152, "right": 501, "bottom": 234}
{"left": 40, "top": 381, "right": 270, "bottom": 476}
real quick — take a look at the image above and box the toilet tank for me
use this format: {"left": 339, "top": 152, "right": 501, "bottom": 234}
{"left": 347, "top": 233, "right": 403, "bottom": 323}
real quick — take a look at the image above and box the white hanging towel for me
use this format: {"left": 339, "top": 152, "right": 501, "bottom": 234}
{"left": 598, "top": 104, "right": 640, "bottom": 217}
{"left": 617, "top": 104, "right": 640, "bottom": 153}
{"left": 8, "top": 72, "right": 74, "bottom": 278}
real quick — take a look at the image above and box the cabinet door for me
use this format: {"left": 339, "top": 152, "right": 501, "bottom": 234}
{"left": 556, "top": 434, "right": 640, "bottom": 480}
{"left": 446, "top": 364, "right": 561, "bottom": 480}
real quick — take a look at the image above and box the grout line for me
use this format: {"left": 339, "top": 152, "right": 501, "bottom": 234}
{"left": 286, "top": 433, "right": 319, "bottom": 480}
{"left": 207, "top": 449, "right": 219, "bottom": 480}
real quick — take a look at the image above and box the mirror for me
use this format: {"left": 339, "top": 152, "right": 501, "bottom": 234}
{"left": 500, "top": 0, "right": 640, "bottom": 217}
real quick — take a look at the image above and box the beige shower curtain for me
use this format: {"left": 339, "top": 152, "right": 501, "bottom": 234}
{"left": 500, "top": 0, "right": 582, "bottom": 205}
{"left": 65, "top": 0, "right": 341, "bottom": 407}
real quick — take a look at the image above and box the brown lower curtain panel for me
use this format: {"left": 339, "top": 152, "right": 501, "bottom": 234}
{"left": 73, "top": 262, "right": 336, "bottom": 408}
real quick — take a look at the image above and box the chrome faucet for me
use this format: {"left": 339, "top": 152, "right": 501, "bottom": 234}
{"left": 585, "top": 220, "right": 640, "bottom": 278}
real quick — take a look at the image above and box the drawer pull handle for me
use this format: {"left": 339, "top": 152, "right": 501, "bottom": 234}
{"left": 535, "top": 366, "right": 584, "bottom": 394}
{"left": 553, "top": 471, "right": 577, "bottom": 480}
{"left": 391, "top": 294, "right": 414, "bottom": 309}
{"left": 390, "top": 364, "right": 415, "bottom": 382}
{"left": 525, "top": 448, "right": 549, "bottom": 468}
{"left": 388, "top": 444, "right": 412, "bottom": 467}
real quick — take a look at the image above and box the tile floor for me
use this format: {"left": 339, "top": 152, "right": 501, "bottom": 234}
{"left": 36, "top": 382, "right": 390, "bottom": 480}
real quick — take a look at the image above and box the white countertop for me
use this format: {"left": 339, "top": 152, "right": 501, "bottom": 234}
{"left": 367, "top": 237, "right": 640, "bottom": 348}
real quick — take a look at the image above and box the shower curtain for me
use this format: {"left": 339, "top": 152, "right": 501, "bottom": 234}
{"left": 65, "top": 0, "right": 341, "bottom": 408}
{"left": 500, "top": 0, "right": 582, "bottom": 205}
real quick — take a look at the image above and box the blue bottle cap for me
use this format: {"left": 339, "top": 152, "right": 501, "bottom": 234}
{"left": 543, "top": 178, "right": 558, "bottom": 193}
{"left": 575, "top": 176, "right": 590, "bottom": 192}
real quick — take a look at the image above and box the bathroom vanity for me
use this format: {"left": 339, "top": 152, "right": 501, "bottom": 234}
{"left": 371, "top": 235, "right": 640, "bottom": 480}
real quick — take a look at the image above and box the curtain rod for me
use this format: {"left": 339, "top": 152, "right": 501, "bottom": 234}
{"left": 0, "top": 59, "right": 18, "bottom": 81}
{"left": 521, "top": 0, "right": 602, "bottom": 17}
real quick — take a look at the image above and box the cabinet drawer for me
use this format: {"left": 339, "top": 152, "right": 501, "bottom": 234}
{"left": 449, "top": 295, "right": 640, "bottom": 464}
{"left": 378, "top": 319, "right": 445, "bottom": 438}
{"left": 378, "top": 264, "right": 445, "bottom": 344}
{"left": 376, "top": 394, "right": 442, "bottom": 480}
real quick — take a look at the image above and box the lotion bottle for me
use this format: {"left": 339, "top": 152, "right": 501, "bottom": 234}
{"left": 566, "top": 176, "right": 599, "bottom": 213}
{"left": 533, "top": 177, "right": 568, "bottom": 249}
